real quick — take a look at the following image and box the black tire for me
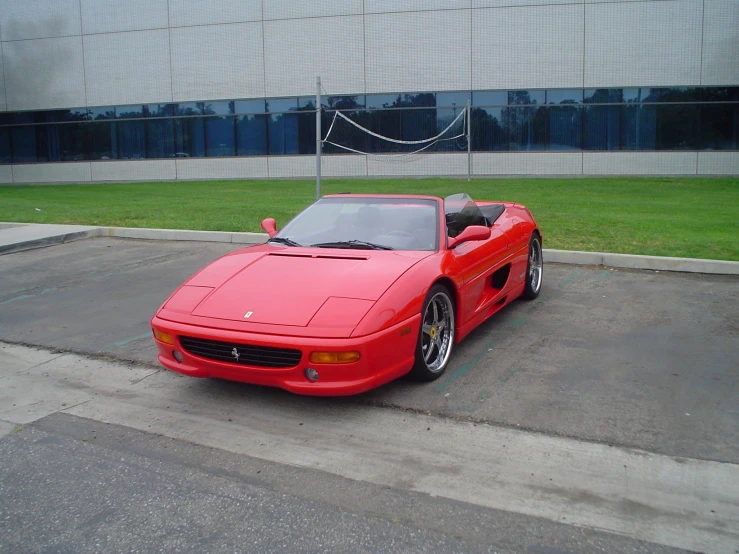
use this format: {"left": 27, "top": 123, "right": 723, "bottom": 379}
{"left": 410, "top": 284, "right": 455, "bottom": 381}
{"left": 521, "top": 232, "right": 543, "bottom": 300}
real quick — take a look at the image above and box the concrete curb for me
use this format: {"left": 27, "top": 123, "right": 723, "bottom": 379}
{"left": 543, "top": 249, "right": 739, "bottom": 276}
{"left": 104, "top": 226, "right": 267, "bottom": 245}
{"left": 0, "top": 225, "right": 101, "bottom": 255}
{"left": 2, "top": 222, "right": 738, "bottom": 275}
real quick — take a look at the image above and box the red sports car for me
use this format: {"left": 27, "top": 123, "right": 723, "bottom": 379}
{"left": 151, "top": 193, "right": 542, "bottom": 396}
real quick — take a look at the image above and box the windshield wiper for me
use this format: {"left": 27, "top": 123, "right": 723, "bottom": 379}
{"left": 267, "top": 237, "right": 302, "bottom": 247}
{"left": 310, "top": 240, "right": 394, "bottom": 251}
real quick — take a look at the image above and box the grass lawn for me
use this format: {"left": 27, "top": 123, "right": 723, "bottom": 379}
{"left": 1, "top": 177, "right": 737, "bottom": 261}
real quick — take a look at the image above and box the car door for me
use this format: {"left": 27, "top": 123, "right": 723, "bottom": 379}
{"left": 452, "top": 224, "right": 513, "bottom": 326}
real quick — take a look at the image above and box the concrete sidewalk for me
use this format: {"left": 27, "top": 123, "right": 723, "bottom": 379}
{"left": 1, "top": 221, "right": 738, "bottom": 275}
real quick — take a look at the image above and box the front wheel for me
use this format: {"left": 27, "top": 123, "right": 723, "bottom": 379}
{"left": 521, "top": 233, "right": 543, "bottom": 300}
{"left": 410, "top": 284, "right": 455, "bottom": 381}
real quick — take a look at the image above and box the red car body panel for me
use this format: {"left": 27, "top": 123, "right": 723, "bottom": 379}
{"left": 151, "top": 194, "right": 540, "bottom": 395}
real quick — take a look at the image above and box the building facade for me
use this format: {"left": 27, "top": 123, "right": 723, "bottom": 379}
{"left": 0, "top": 0, "right": 737, "bottom": 183}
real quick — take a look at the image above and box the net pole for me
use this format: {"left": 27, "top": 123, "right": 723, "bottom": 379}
{"left": 316, "top": 76, "right": 322, "bottom": 200}
{"left": 467, "top": 100, "right": 471, "bottom": 182}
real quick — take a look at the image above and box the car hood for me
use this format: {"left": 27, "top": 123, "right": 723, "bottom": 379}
{"left": 162, "top": 246, "right": 432, "bottom": 334}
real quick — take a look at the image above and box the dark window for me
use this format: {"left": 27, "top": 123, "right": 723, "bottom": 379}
{"left": 297, "top": 112, "right": 316, "bottom": 155}
{"left": 236, "top": 114, "right": 268, "bottom": 156}
{"left": 204, "top": 116, "right": 235, "bottom": 157}
{"left": 117, "top": 120, "right": 146, "bottom": 159}
{"left": 367, "top": 94, "right": 402, "bottom": 109}
{"left": 652, "top": 104, "right": 699, "bottom": 149}
{"left": 622, "top": 88, "right": 640, "bottom": 103}
{"left": 472, "top": 91, "right": 507, "bottom": 107}
{"left": 700, "top": 87, "right": 739, "bottom": 102}
{"left": 584, "top": 105, "right": 621, "bottom": 150}
{"left": 11, "top": 126, "right": 37, "bottom": 163}
{"left": 436, "top": 92, "right": 470, "bottom": 108}
{"left": 146, "top": 119, "right": 175, "bottom": 158}
{"left": 640, "top": 88, "right": 698, "bottom": 103}
{"left": 471, "top": 106, "right": 506, "bottom": 151}
{"left": 0, "top": 128, "right": 11, "bottom": 164}
{"left": 326, "top": 96, "right": 365, "bottom": 110}
{"left": 88, "top": 122, "right": 116, "bottom": 159}
{"left": 267, "top": 98, "right": 298, "bottom": 113}
{"left": 89, "top": 107, "right": 116, "bottom": 121}
{"left": 321, "top": 109, "right": 371, "bottom": 154}
{"left": 144, "top": 104, "right": 176, "bottom": 118}
{"left": 508, "top": 90, "right": 545, "bottom": 105}
{"left": 268, "top": 112, "right": 299, "bottom": 155}
{"left": 584, "top": 89, "right": 623, "bottom": 104}
{"left": 57, "top": 123, "right": 88, "bottom": 161}
{"left": 202, "top": 101, "right": 233, "bottom": 116}
{"left": 547, "top": 89, "right": 583, "bottom": 104}
{"left": 505, "top": 106, "right": 547, "bottom": 150}
{"left": 174, "top": 117, "right": 205, "bottom": 157}
{"left": 176, "top": 102, "right": 203, "bottom": 116}
{"left": 700, "top": 104, "right": 739, "bottom": 150}
{"left": 234, "top": 99, "right": 266, "bottom": 114}
{"left": 547, "top": 105, "right": 581, "bottom": 150}
{"left": 116, "top": 105, "right": 144, "bottom": 119}
{"left": 435, "top": 107, "right": 466, "bottom": 151}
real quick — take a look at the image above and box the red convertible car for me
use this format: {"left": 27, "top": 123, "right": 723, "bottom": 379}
{"left": 151, "top": 193, "right": 542, "bottom": 395}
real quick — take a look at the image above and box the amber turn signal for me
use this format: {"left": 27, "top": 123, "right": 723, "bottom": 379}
{"left": 153, "top": 328, "right": 175, "bottom": 345}
{"left": 309, "top": 351, "right": 360, "bottom": 364}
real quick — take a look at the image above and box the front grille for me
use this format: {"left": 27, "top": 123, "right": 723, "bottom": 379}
{"left": 179, "top": 336, "right": 302, "bottom": 368}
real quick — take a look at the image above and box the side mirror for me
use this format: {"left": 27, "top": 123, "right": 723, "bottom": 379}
{"left": 261, "top": 218, "right": 277, "bottom": 237}
{"left": 447, "top": 225, "right": 491, "bottom": 249}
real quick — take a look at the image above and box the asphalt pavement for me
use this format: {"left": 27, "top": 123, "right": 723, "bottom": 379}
{"left": 1, "top": 237, "right": 737, "bottom": 463}
{"left": 1, "top": 235, "right": 738, "bottom": 553}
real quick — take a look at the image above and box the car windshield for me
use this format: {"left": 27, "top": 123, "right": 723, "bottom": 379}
{"left": 274, "top": 197, "right": 439, "bottom": 251}
{"left": 443, "top": 193, "right": 487, "bottom": 238}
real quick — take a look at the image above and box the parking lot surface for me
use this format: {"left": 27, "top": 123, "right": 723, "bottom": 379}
{"left": 1, "top": 237, "right": 737, "bottom": 463}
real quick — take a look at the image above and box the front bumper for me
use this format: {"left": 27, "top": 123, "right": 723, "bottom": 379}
{"left": 150, "top": 314, "right": 420, "bottom": 396}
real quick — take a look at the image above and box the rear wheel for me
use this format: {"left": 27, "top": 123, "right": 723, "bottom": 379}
{"left": 521, "top": 233, "right": 543, "bottom": 300}
{"left": 410, "top": 284, "right": 455, "bottom": 381}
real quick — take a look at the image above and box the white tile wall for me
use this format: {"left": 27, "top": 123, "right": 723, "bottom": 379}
{"left": 697, "top": 152, "right": 739, "bottom": 175}
{"left": 3, "top": 36, "right": 86, "bottom": 110}
{"left": 171, "top": 22, "right": 264, "bottom": 102}
{"left": 321, "top": 155, "right": 367, "bottom": 177}
{"left": 0, "top": 0, "right": 81, "bottom": 41}
{"left": 80, "top": 0, "right": 169, "bottom": 35}
{"left": 474, "top": 0, "right": 583, "bottom": 6}
{"left": 0, "top": 42, "right": 6, "bottom": 110}
{"left": 583, "top": 152, "right": 697, "bottom": 175}
{"left": 474, "top": 153, "right": 582, "bottom": 175}
{"left": 175, "top": 158, "right": 269, "bottom": 180}
{"left": 701, "top": 0, "right": 739, "bottom": 85}
{"left": 168, "top": 0, "right": 262, "bottom": 28}
{"left": 263, "top": 16, "right": 365, "bottom": 97}
{"left": 584, "top": 0, "right": 703, "bottom": 87}
{"left": 12, "top": 163, "right": 92, "bottom": 184}
{"left": 365, "top": 0, "right": 471, "bottom": 13}
{"left": 472, "top": 5, "right": 584, "bottom": 90}
{"left": 367, "top": 152, "right": 469, "bottom": 176}
{"left": 365, "top": 10, "right": 471, "bottom": 93}
{"left": 0, "top": 165, "right": 12, "bottom": 184}
{"left": 84, "top": 30, "right": 172, "bottom": 106}
{"left": 267, "top": 156, "right": 316, "bottom": 179}
{"left": 91, "top": 160, "right": 177, "bottom": 181}
{"left": 265, "top": 0, "right": 363, "bottom": 20}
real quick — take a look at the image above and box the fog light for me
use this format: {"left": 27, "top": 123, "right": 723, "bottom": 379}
{"left": 309, "top": 351, "right": 360, "bottom": 364}
{"left": 153, "top": 328, "right": 174, "bottom": 345}
{"left": 304, "top": 368, "right": 319, "bottom": 382}
{"left": 173, "top": 350, "right": 183, "bottom": 363}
